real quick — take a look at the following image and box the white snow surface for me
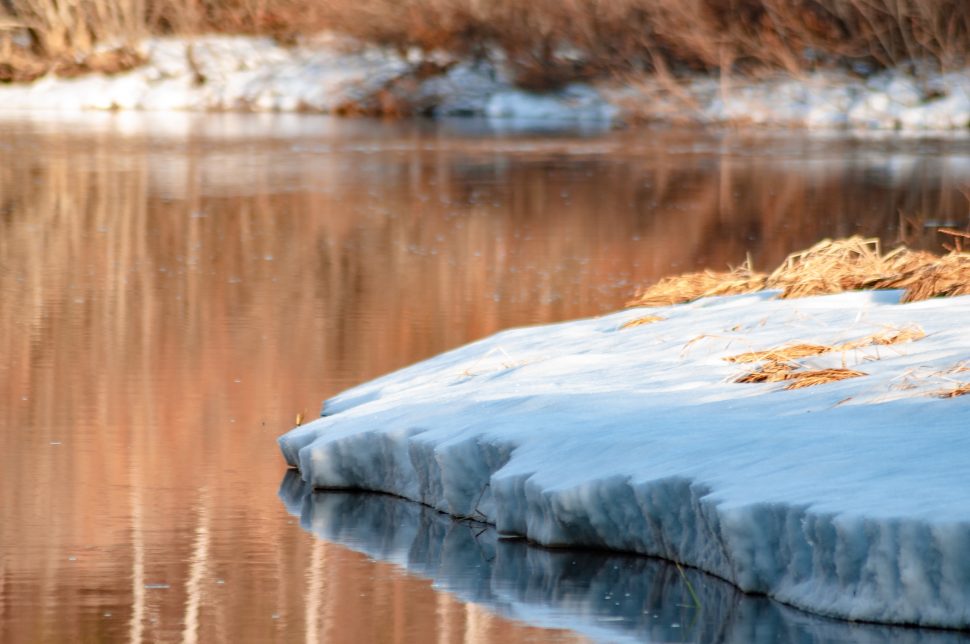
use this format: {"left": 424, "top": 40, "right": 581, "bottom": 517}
{"left": 0, "top": 35, "right": 612, "bottom": 122}
{"left": 280, "top": 289, "right": 970, "bottom": 629}
{"left": 1, "top": 34, "right": 969, "bottom": 128}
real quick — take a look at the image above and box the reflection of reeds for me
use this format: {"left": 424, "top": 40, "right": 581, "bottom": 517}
{"left": 1, "top": 132, "right": 565, "bottom": 644}
{"left": 0, "top": 124, "right": 968, "bottom": 639}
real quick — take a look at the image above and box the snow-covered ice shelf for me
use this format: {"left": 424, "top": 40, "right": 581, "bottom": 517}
{"left": 279, "top": 472, "right": 970, "bottom": 643}
{"left": 279, "top": 290, "right": 970, "bottom": 629}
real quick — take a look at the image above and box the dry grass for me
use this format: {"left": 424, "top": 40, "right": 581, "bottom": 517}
{"left": 733, "top": 360, "right": 866, "bottom": 389}
{"left": 726, "top": 322, "right": 926, "bottom": 392}
{"left": 782, "top": 368, "right": 867, "bottom": 390}
{"left": 838, "top": 324, "right": 925, "bottom": 350}
{"left": 733, "top": 359, "right": 799, "bottom": 383}
{"left": 629, "top": 236, "right": 970, "bottom": 308}
{"left": 765, "top": 237, "right": 885, "bottom": 298}
{"left": 619, "top": 315, "right": 665, "bottom": 330}
{"left": 312, "top": 0, "right": 970, "bottom": 88}
{"left": 882, "top": 253, "right": 970, "bottom": 303}
{"left": 725, "top": 343, "right": 830, "bottom": 364}
{"left": 626, "top": 261, "right": 766, "bottom": 308}
{"left": 3, "top": 0, "right": 969, "bottom": 87}
{"left": 933, "top": 384, "right": 970, "bottom": 398}
{"left": 725, "top": 324, "right": 924, "bottom": 371}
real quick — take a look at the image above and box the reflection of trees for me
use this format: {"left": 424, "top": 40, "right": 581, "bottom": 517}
{"left": 0, "top": 122, "right": 966, "bottom": 641}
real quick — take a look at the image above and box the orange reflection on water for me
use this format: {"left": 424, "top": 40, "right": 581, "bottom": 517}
{"left": 0, "top": 114, "right": 967, "bottom": 642}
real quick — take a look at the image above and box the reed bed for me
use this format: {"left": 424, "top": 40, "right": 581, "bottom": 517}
{"left": 2, "top": 0, "right": 968, "bottom": 86}
{"left": 627, "top": 236, "right": 970, "bottom": 308}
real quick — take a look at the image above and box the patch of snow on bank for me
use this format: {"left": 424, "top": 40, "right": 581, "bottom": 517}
{"left": 0, "top": 35, "right": 615, "bottom": 123}
{"left": 0, "top": 36, "right": 410, "bottom": 113}
{"left": 606, "top": 69, "right": 970, "bottom": 129}
{"left": 280, "top": 290, "right": 970, "bottom": 629}
{"left": 2, "top": 33, "right": 969, "bottom": 129}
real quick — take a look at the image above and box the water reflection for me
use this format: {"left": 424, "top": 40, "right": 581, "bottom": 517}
{"left": 280, "top": 472, "right": 970, "bottom": 644}
{"left": 1, "top": 113, "right": 969, "bottom": 642}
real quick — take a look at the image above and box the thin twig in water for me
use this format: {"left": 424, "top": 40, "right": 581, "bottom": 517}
{"left": 675, "top": 562, "right": 702, "bottom": 610}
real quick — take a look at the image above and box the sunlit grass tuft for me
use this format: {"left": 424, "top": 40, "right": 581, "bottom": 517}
{"left": 629, "top": 236, "right": 970, "bottom": 309}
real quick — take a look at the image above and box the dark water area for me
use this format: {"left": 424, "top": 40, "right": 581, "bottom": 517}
{"left": 1, "top": 112, "right": 969, "bottom": 643}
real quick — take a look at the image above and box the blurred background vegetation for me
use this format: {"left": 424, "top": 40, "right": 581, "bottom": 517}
{"left": 1, "top": 0, "right": 969, "bottom": 85}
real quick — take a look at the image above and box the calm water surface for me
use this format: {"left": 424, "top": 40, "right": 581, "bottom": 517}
{"left": 2, "top": 113, "right": 969, "bottom": 643}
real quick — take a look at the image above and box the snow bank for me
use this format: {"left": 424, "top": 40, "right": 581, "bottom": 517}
{"left": 0, "top": 35, "right": 611, "bottom": 122}
{"left": 280, "top": 290, "right": 970, "bottom": 629}
{"left": 279, "top": 472, "right": 970, "bottom": 643}
{"left": 1, "top": 34, "right": 969, "bottom": 129}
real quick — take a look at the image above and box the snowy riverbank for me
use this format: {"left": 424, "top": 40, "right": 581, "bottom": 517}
{"left": 1, "top": 34, "right": 969, "bottom": 129}
{"left": 280, "top": 289, "right": 970, "bottom": 629}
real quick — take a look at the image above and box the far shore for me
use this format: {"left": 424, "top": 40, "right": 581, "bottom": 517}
{"left": 1, "top": 33, "right": 969, "bottom": 130}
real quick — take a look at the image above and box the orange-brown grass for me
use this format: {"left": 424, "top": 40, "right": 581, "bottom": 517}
{"left": 627, "top": 263, "right": 765, "bottom": 308}
{"left": 892, "top": 254, "right": 970, "bottom": 303}
{"left": 628, "top": 236, "right": 970, "bottom": 308}
{"left": 837, "top": 324, "right": 926, "bottom": 350}
{"left": 3, "top": 0, "right": 969, "bottom": 88}
{"left": 782, "top": 368, "right": 867, "bottom": 390}
{"left": 932, "top": 384, "right": 970, "bottom": 398}
{"left": 619, "top": 315, "right": 665, "bottom": 329}
{"left": 765, "top": 237, "right": 886, "bottom": 298}
{"left": 733, "top": 361, "right": 866, "bottom": 389}
{"left": 725, "top": 343, "right": 831, "bottom": 364}
{"left": 733, "top": 359, "right": 798, "bottom": 383}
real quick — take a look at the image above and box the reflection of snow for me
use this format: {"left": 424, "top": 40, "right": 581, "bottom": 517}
{"left": 281, "top": 290, "right": 970, "bottom": 629}
{"left": 485, "top": 85, "right": 618, "bottom": 123}
{"left": 280, "top": 475, "right": 970, "bottom": 643}
{"left": 1, "top": 35, "right": 969, "bottom": 129}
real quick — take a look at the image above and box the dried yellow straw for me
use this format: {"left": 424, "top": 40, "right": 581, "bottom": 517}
{"left": 766, "top": 237, "right": 885, "bottom": 298}
{"left": 733, "top": 360, "right": 799, "bottom": 383}
{"left": 627, "top": 236, "right": 970, "bottom": 307}
{"left": 626, "top": 261, "right": 765, "bottom": 308}
{"left": 619, "top": 315, "right": 665, "bottom": 329}
{"left": 733, "top": 362, "right": 866, "bottom": 389}
{"left": 725, "top": 344, "right": 831, "bottom": 364}
{"left": 932, "top": 384, "right": 970, "bottom": 399}
{"left": 782, "top": 368, "right": 867, "bottom": 390}
{"left": 836, "top": 324, "right": 926, "bottom": 351}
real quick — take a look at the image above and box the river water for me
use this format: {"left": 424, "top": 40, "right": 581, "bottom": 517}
{"left": 2, "top": 113, "right": 969, "bottom": 643}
